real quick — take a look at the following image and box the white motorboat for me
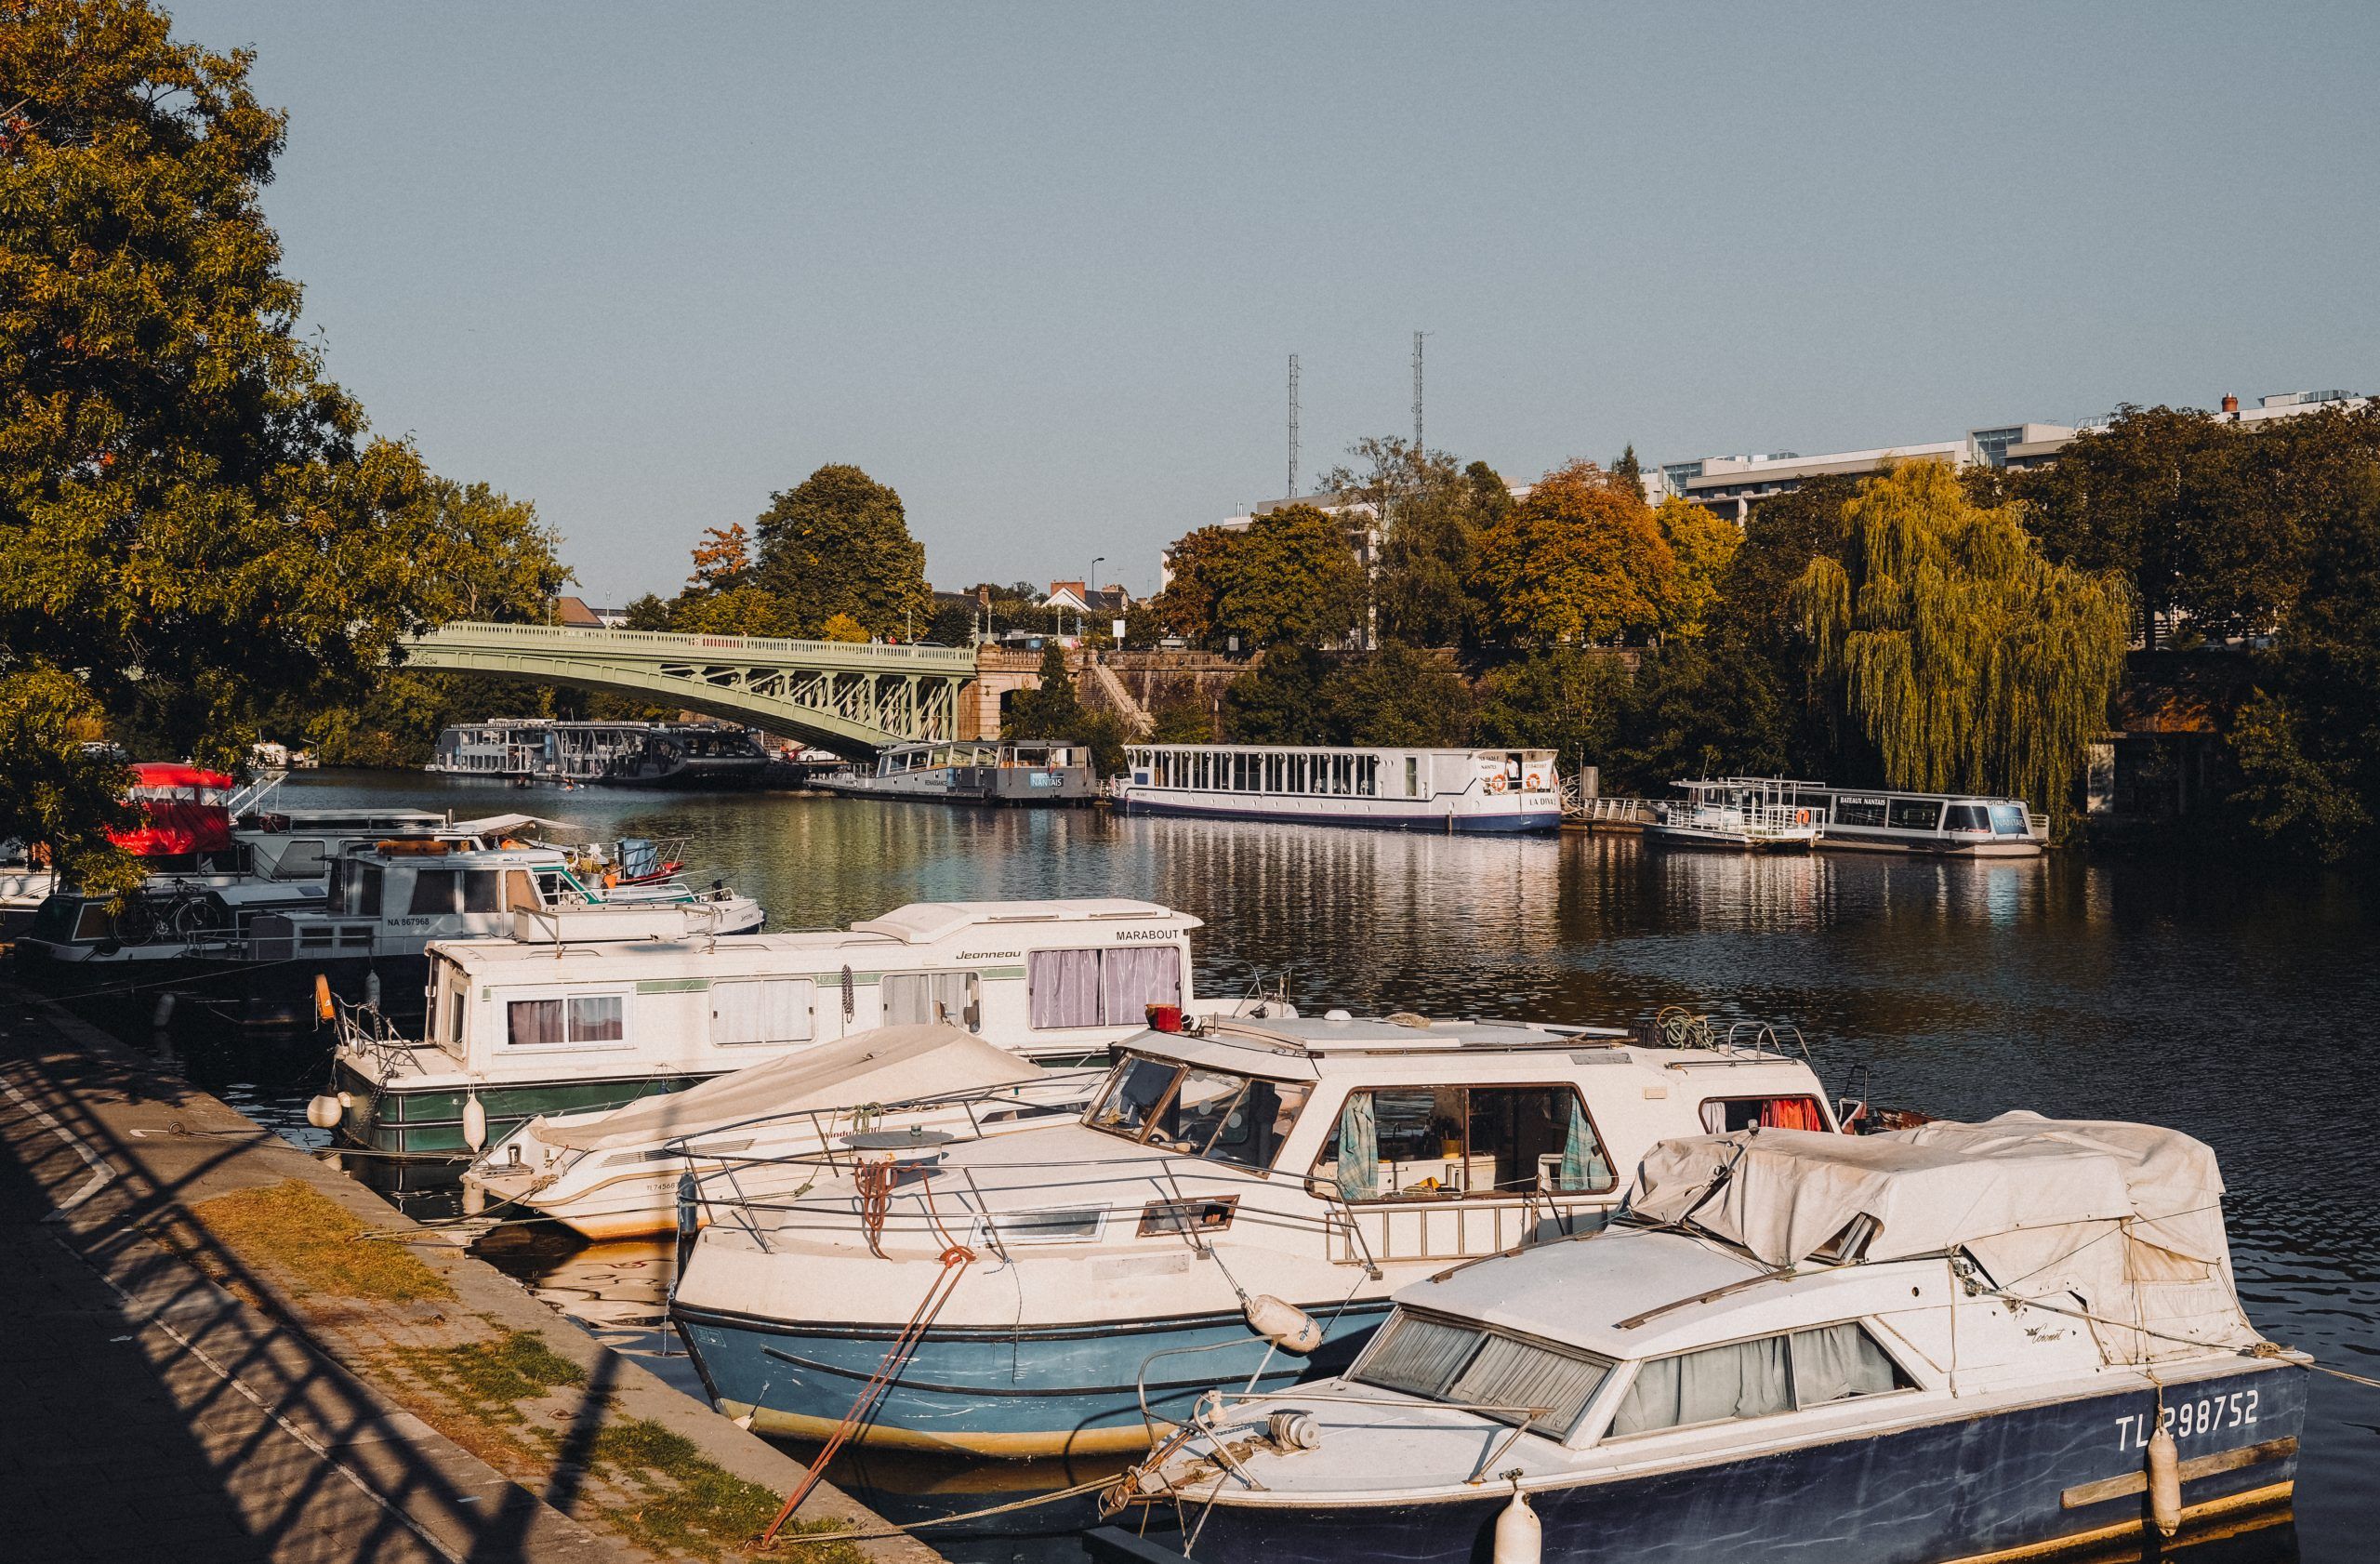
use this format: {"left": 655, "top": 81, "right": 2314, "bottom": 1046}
{"left": 1641, "top": 777, "right": 1821, "bottom": 852}
{"left": 667, "top": 1010, "right": 1845, "bottom": 1457}
{"left": 1114, "top": 1113, "right": 2305, "bottom": 1564}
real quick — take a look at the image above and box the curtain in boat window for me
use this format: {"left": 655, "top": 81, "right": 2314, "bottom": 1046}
{"left": 1611, "top": 1334, "right": 1792, "bottom": 1434}
{"left": 1790, "top": 1325, "right": 1902, "bottom": 1404}
{"left": 1101, "top": 946, "right": 1180, "bottom": 1027}
{"left": 1028, "top": 948, "right": 1102, "bottom": 1028}
{"left": 1333, "top": 1092, "right": 1379, "bottom": 1200}
{"left": 569, "top": 995, "right": 625, "bottom": 1043}
{"left": 1760, "top": 1096, "right": 1827, "bottom": 1132}
{"left": 1559, "top": 1098, "right": 1612, "bottom": 1190}
{"left": 508, "top": 998, "right": 565, "bottom": 1047}
{"left": 1450, "top": 1336, "right": 1610, "bottom": 1432}
{"left": 882, "top": 972, "right": 973, "bottom": 1029}
{"left": 1357, "top": 1313, "right": 1481, "bottom": 1398}
{"left": 712, "top": 979, "right": 815, "bottom": 1045}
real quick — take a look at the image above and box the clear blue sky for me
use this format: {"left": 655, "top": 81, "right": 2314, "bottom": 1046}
{"left": 173, "top": 1, "right": 2380, "bottom": 605}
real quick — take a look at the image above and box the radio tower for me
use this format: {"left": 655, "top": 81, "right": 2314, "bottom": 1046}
{"left": 1287, "top": 353, "right": 1301, "bottom": 498}
{"left": 1411, "top": 331, "right": 1427, "bottom": 452}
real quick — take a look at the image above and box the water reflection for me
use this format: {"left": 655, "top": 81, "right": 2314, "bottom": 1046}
{"left": 123, "top": 773, "right": 2373, "bottom": 1563}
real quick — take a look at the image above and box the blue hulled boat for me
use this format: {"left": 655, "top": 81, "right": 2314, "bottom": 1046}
{"left": 1111, "top": 1114, "right": 2307, "bottom": 1564}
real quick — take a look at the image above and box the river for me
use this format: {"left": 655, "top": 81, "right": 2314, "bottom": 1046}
{"left": 126, "top": 771, "right": 2380, "bottom": 1563}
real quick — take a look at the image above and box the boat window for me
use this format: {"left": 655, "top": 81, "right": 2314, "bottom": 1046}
{"left": 504, "top": 869, "right": 540, "bottom": 910}
{"left": 1027, "top": 946, "right": 1181, "bottom": 1029}
{"left": 72, "top": 902, "right": 114, "bottom": 942}
{"left": 1405, "top": 757, "right": 1420, "bottom": 798}
{"left": 569, "top": 995, "right": 624, "bottom": 1042}
{"left": 1699, "top": 1095, "right": 1829, "bottom": 1133}
{"left": 1990, "top": 803, "right": 2029, "bottom": 837}
{"left": 463, "top": 870, "right": 504, "bottom": 912}
{"left": 1833, "top": 799, "right": 1886, "bottom": 828}
{"left": 711, "top": 978, "right": 815, "bottom": 1045}
{"left": 1607, "top": 1324, "right": 1911, "bottom": 1438}
{"left": 973, "top": 1207, "right": 1105, "bottom": 1246}
{"left": 1943, "top": 804, "right": 1990, "bottom": 831}
{"left": 279, "top": 840, "right": 329, "bottom": 878}
{"left": 882, "top": 971, "right": 978, "bottom": 1030}
{"left": 409, "top": 868, "right": 459, "bottom": 915}
{"left": 1354, "top": 1310, "right": 1613, "bottom": 1435}
{"left": 1311, "top": 1085, "right": 1614, "bottom": 1201}
{"left": 1887, "top": 798, "right": 1944, "bottom": 831}
{"left": 506, "top": 993, "right": 628, "bottom": 1048}
{"left": 1082, "top": 1054, "right": 1313, "bottom": 1170}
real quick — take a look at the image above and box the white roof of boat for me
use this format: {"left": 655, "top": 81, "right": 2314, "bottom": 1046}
{"left": 849, "top": 899, "right": 1197, "bottom": 942}
{"left": 1170, "top": 1014, "right": 1635, "bottom": 1056}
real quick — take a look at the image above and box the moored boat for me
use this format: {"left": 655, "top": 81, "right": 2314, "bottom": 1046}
{"left": 811, "top": 740, "right": 1095, "bottom": 805}
{"left": 666, "top": 1010, "right": 1846, "bottom": 1457}
{"left": 1117, "top": 745, "right": 1563, "bottom": 834}
{"left": 1110, "top": 1113, "right": 2303, "bottom": 1564}
{"left": 1642, "top": 777, "right": 1821, "bottom": 852}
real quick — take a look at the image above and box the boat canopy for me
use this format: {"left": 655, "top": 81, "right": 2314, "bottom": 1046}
{"left": 538, "top": 1022, "right": 1042, "bottom": 1152}
{"left": 1632, "top": 1112, "right": 2256, "bottom": 1362}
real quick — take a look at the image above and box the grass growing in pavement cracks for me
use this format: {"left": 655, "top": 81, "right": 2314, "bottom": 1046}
{"left": 191, "top": 1179, "right": 456, "bottom": 1304}
{"left": 391, "top": 1329, "right": 586, "bottom": 1423}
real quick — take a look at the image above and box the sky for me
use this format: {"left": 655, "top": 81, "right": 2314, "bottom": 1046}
{"left": 171, "top": 1, "right": 2380, "bottom": 605}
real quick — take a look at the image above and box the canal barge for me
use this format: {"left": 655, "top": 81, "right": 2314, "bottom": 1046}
{"left": 667, "top": 1011, "right": 1840, "bottom": 1456}
{"left": 330, "top": 898, "right": 1203, "bottom": 1158}
{"left": 812, "top": 740, "right": 1095, "bottom": 805}
{"left": 1117, "top": 746, "right": 1562, "bottom": 833}
{"left": 1114, "top": 1113, "right": 2302, "bottom": 1564}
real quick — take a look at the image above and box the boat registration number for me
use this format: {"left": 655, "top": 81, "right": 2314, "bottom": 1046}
{"left": 2114, "top": 1389, "right": 2257, "bottom": 1451}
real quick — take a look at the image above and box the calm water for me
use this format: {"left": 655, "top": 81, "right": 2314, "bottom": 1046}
{"left": 143, "top": 771, "right": 2380, "bottom": 1563}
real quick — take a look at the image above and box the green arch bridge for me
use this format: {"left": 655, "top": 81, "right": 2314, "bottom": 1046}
{"left": 400, "top": 622, "right": 997, "bottom": 757}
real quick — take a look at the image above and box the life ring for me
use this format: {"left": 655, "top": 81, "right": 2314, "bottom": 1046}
{"left": 1795, "top": 809, "right": 1811, "bottom": 826}
{"left": 1487, "top": 774, "right": 1508, "bottom": 794}
{"left": 1525, "top": 773, "right": 1542, "bottom": 790}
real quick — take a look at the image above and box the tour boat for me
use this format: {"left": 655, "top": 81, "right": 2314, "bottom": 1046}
{"left": 1641, "top": 778, "right": 1821, "bottom": 853}
{"left": 1117, "top": 746, "right": 1563, "bottom": 834}
{"left": 811, "top": 740, "right": 1094, "bottom": 805}
{"left": 1110, "top": 1113, "right": 2303, "bottom": 1564}
{"left": 327, "top": 898, "right": 1205, "bottom": 1158}
{"left": 1791, "top": 782, "right": 2047, "bottom": 856}
{"left": 203, "top": 835, "right": 762, "bottom": 1027}
{"left": 666, "top": 1011, "right": 1843, "bottom": 1457}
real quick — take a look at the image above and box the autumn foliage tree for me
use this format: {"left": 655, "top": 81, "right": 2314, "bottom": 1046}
{"left": 1470, "top": 460, "right": 1677, "bottom": 646}
{"left": 753, "top": 465, "right": 929, "bottom": 638}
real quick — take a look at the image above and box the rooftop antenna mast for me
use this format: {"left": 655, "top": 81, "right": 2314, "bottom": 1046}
{"left": 1287, "top": 353, "right": 1301, "bottom": 498}
{"left": 1412, "top": 330, "right": 1429, "bottom": 452}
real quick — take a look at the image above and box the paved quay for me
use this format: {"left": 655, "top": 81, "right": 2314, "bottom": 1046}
{"left": 0, "top": 982, "right": 938, "bottom": 1564}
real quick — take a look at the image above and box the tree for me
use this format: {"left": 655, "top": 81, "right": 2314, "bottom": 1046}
{"left": 818, "top": 612, "right": 870, "bottom": 643}
{"left": 1146, "top": 694, "right": 1215, "bottom": 743}
{"left": 1612, "top": 444, "right": 1644, "bottom": 493}
{"left": 1606, "top": 643, "right": 1790, "bottom": 792}
{"left": 1321, "top": 644, "right": 1473, "bottom": 746}
{"left": 0, "top": 0, "right": 566, "bottom": 880}
{"left": 621, "top": 593, "right": 673, "bottom": 630}
{"left": 1319, "top": 437, "right": 1480, "bottom": 647}
{"left": 686, "top": 524, "right": 755, "bottom": 592}
{"left": 1150, "top": 525, "right": 1239, "bottom": 644}
{"left": 1220, "top": 647, "right": 1331, "bottom": 743}
{"left": 753, "top": 464, "right": 928, "bottom": 638}
{"left": 1652, "top": 496, "right": 1739, "bottom": 640}
{"left": 1473, "top": 647, "right": 1629, "bottom": 781}
{"left": 1218, "top": 506, "right": 1366, "bottom": 649}
{"left": 1471, "top": 461, "right": 1677, "bottom": 646}
{"left": 1792, "top": 462, "right": 2130, "bottom": 815}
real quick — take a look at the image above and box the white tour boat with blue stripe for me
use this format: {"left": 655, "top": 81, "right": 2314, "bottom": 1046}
{"left": 667, "top": 1011, "right": 1841, "bottom": 1457}
{"left": 1118, "top": 746, "right": 1562, "bottom": 833}
{"left": 1113, "top": 1113, "right": 2304, "bottom": 1564}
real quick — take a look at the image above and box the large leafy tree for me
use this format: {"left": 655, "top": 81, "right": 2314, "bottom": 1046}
{"left": 1792, "top": 463, "right": 2129, "bottom": 815}
{"left": 1652, "top": 496, "right": 1739, "bottom": 640}
{"left": 1320, "top": 643, "right": 1473, "bottom": 746}
{"left": 1318, "top": 436, "right": 1481, "bottom": 648}
{"left": 1472, "top": 646, "right": 1629, "bottom": 782}
{"left": 1154, "top": 507, "right": 1365, "bottom": 651}
{"left": 753, "top": 464, "right": 928, "bottom": 637}
{"left": 1, "top": 0, "right": 563, "bottom": 882}
{"left": 1471, "top": 460, "right": 1677, "bottom": 646}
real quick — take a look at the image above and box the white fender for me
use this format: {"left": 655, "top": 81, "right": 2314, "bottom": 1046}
{"left": 2147, "top": 1423, "right": 2181, "bottom": 1536}
{"left": 1492, "top": 1483, "right": 1541, "bottom": 1564}
{"left": 461, "top": 1093, "right": 488, "bottom": 1152}
{"left": 1242, "top": 1293, "right": 1324, "bottom": 1355}
{"left": 305, "top": 1094, "right": 342, "bottom": 1131}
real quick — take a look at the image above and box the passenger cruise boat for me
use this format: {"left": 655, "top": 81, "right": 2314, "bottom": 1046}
{"left": 666, "top": 1011, "right": 1841, "bottom": 1456}
{"left": 1117, "top": 746, "right": 1562, "bottom": 833}
{"left": 328, "top": 898, "right": 1205, "bottom": 1158}
{"left": 1641, "top": 778, "right": 1820, "bottom": 852}
{"left": 1667, "top": 778, "right": 2046, "bottom": 856}
{"left": 1114, "top": 1114, "right": 2303, "bottom": 1564}
{"left": 811, "top": 740, "right": 1093, "bottom": 805}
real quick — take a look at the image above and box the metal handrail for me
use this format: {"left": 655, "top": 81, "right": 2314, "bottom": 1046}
{"left": 407, "top": 621, "right": 977, "bottom": 666}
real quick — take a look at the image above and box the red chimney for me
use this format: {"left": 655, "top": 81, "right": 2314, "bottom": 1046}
{"left": 2221, "top": 393, "right": 2239, "bottom": 414}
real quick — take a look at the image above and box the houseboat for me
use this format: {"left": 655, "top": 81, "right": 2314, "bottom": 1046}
{"left": 16, "top": 876, "right": 329, "bottom": 992}
{"left": 328, "top": 898, "right": 1204, "bottom": 1158}
{"left": 811, "top": 740, "right": 1094, "bottom": 805}
{"left": 1117, "top": 746, "right": 1562, "bottom": 833}
{"left": 666, "top": 1010, "right": 1842, "bottom": 1456}
{"left": 595, "top": 726, "right": 772, "bottom": 789}
{"left": 205, "top": 835, "right": 763, "bottom": 1026}
{"left": 1642, "top": 778, "right": 1821, "bottom": 853}
{"left": 1113, "top": 1114, "right": 2302, "bottom": 1564}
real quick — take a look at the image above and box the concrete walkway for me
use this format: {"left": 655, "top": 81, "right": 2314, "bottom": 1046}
{"left": 0, "top": 983, "right": 935, "bottom": 1564}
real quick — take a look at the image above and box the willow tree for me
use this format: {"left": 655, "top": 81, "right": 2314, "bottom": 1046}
{"left": 1792, "top": 462, "right": 2128, "bottom": 815}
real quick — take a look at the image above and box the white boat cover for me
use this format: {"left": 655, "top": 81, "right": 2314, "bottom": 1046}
{"left": 538, "top": 1022, "right": 1046, "bottom": 1151}
{"left": 1631, "top": 1111, "right": 2257, "bottom": 1363}
{"left": 446, "top": 813, "right": 573, "bottom": 839}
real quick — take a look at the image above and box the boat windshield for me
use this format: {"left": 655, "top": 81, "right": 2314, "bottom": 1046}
{"left": 1351, "top": 1307, "right": 1614, "bottom": 1437}
{"left": 1083, "top": 1053, "right": 1313, "bottom": 1171}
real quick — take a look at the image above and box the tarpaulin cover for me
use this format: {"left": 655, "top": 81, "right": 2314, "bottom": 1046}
{"left": 110, "top": 762, "right": 235, "bottom": 855}
{"left": 540, "top": 1022, "right": 1043, "bottom": 1151}
{"left": 1631, "top": 1111, "right": 2257, "bottom": 1364}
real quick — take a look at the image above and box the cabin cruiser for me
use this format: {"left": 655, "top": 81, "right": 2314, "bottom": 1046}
{"left": 1642, "top": 777, "right": 1821, "bottom": 852}
{"left": 812, "top": 741, "right": 1094, "bottom": 805}
{"left": 329, "top": 898, "right": 1206, "bottom": 1158}
{"left": 203, "top": 835, "right": 761, "bottom": 1027}
{"left": 666, "top": 1011, "right": 1844, "bottom": 1457}
{"left": 1111, "top": 1114, "right": 2303, "bottom": 1564}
